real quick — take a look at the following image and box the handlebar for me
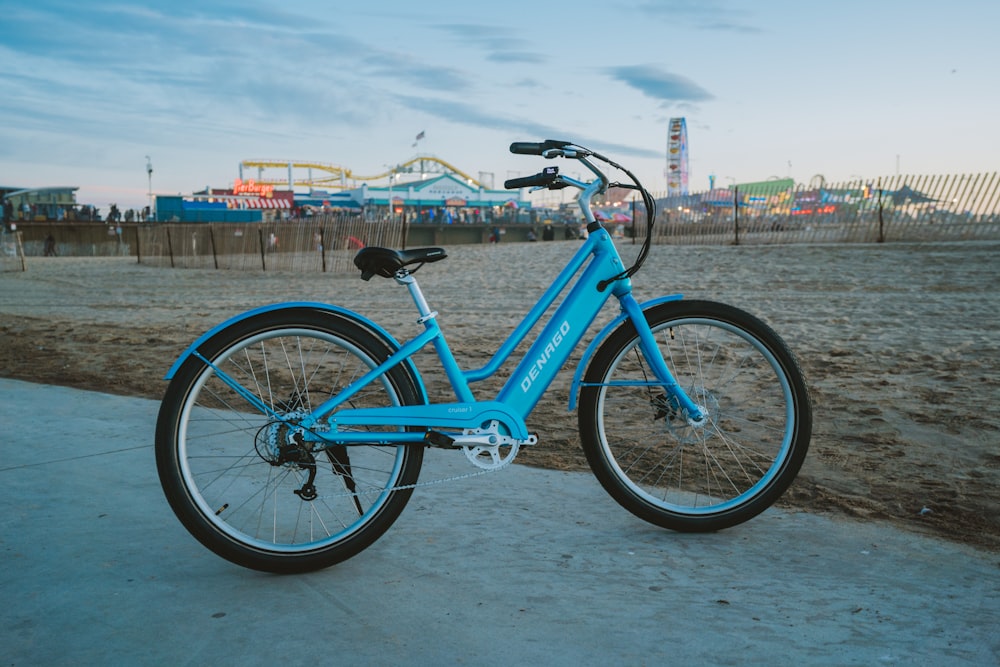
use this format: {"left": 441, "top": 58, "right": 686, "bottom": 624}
{"left": 505, "top": 139, "right": 607, "bottom": 192}
{"left": 505, "top": 137, "right": 656, "bottom": 288}
{"left": 503, "top": 167, "right": 559, "bottom": 190}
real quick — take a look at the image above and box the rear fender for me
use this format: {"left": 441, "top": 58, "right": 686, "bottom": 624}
{"left": 164, "top": 301, "right": 427, "bottom": 401}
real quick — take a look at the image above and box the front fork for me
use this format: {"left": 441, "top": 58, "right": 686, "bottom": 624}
{"left": 619, "top": 294, "right": 706, "bottom": 424}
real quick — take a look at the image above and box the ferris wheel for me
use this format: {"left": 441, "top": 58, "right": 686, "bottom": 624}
{"left": 666, "top": 117, "right": 689, "bottom": 196}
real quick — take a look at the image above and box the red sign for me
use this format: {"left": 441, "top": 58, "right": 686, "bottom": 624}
{"left": 232, "top": 178, "right": 274, "bottom": 198}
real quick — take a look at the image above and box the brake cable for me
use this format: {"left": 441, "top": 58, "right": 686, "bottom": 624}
{"left": 583, "top": 149, "right": 656, "bottom": 291}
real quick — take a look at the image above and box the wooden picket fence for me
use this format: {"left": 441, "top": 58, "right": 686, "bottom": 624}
{"left": 0, "top": 231, "right": 26, "bottom": 271}
{"left": 134, "top": 214, "right": 403, "bottom": 273}
{"left": 122, "top": 172, "right": 1000, "bottom": 273}
{"left": 645, "top": 173, "right": 1000, "bottom": 245}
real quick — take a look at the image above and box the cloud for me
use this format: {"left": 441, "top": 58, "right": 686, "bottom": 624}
{"left": 512, "top": 78, "right": 546, "bottom": 89}
{"left": 0, "top": 2, "right": 474, "bottom": 148}
{"left": 394, "top": 94, "right": 662, "bottom": 159}
{"left": 486, "top": 51, "right": 547, "bottom": 65}
{"left": 636, "top": 0, "right": 761, "bottom": 33}
{"left": 435, "top": 23, "right": 548, "bottom": 66}
{"left": 606, "top": 65, "right": 713, "bottom": 104}
{"left": 358, "top": 51, "right": 469, "bottom": 91}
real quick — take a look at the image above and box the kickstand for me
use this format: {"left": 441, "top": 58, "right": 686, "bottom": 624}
{"left": 327, "top": 445, "right": 364, "bottom": 515}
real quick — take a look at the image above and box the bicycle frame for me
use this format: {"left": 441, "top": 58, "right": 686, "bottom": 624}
{"left": 305, "top": 236, "right": 702, "bottom": 447}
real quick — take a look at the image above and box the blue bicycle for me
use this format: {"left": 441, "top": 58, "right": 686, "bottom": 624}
{"left": 156, "top": 140, "right": 812, "bottom": 573}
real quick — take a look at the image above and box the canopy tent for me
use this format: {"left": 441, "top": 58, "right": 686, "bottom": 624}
{"left": 890, "top": 185, "right": 936, "bottom": 203}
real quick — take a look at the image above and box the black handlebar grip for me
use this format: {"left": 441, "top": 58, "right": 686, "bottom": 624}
{"left": 504, "top": 172, "right": 556, "bottom": 189}
{"left": 541, "top": 139, "right": 572, "bottom": 151}
{"left": 509, "top": 142, "right": 545, "bottom": 155}
{"left": 509, "top": 139, "right": 573, "bottom": 155}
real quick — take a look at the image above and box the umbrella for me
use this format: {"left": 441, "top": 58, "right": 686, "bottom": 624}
{"left": 891, "top": 185, "right": 936, "bottom": 203}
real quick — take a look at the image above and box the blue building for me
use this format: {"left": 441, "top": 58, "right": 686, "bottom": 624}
{"left": 154, "top": 173, "right": 528, "bottom": 223}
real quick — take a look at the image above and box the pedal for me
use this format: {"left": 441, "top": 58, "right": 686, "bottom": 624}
{"left": 423, "top": 430, "right": 456, "bottom": 448}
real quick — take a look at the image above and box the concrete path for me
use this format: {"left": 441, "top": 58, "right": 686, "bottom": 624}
{"left": 0, "top": 378, "right": 996, "bottom": 666}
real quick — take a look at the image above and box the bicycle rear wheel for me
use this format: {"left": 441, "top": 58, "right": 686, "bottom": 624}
{"left": 578, "top": 300, "right": 811, "bottom": 532}
{"left": 156, "top": 308, "right": 424, "bottom": 573}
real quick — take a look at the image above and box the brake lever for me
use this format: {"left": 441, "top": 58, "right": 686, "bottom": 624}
{"left": 542, "top": 147, "right": 591, "bottom": 159}
{"left": 528, "top": 177, "right": 571, "bottom": 192}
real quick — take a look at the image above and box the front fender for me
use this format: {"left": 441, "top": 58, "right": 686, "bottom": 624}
{"left": 568, "top": 294, "right": 683, "bottom": 410}
{"left": 164, "top": 301, "right": 426, "bottom": 401}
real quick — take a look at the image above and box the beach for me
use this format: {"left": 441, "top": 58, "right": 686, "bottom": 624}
{"left": 1, "top": 240, "right": 997, "bottom": 550}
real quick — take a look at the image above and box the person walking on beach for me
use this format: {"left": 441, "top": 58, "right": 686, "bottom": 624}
{"left": 44, "top": 233, "right": 57, "bottom": 256}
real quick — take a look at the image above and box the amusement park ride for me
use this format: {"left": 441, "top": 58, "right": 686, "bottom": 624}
{"left": 243, "top": 120, "right": 694, "bottom": 195}
{"left": 666, "top": 117, "right": 689, "bottom": 196}
{"left": 238, "top": 156, "right": 486, "bottom": 191}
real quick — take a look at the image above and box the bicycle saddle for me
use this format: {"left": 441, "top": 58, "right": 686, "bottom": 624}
{"left": 354, "top": 246, "right": 447, "bottom": 280}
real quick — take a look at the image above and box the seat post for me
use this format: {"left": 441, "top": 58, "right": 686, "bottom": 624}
{"left": 394, "top": 270, "right": 437, "bottom": 323}
{"left": 394, "top": 268, "right": 474, "bottom": 402}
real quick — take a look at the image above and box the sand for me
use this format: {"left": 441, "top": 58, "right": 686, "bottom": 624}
{"left": 1, "top": 240, "right": 997, "bottom": 550}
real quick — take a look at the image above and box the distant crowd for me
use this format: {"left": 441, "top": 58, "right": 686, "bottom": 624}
{"left": 1, "top": 198, "right": 152, "bottom": 226}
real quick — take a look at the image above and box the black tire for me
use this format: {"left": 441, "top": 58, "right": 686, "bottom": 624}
{"left": 578, "top": 300, "right": 811, "bottom": 532}
{"left": 155, "top": 308, "right": 425, "bottom": 573}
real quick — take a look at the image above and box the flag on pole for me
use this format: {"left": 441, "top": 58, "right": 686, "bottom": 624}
{"left": 413, "top": 130, "right": 425, "bottom": 147}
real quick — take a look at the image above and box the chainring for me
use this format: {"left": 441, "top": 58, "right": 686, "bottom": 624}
{"left": 461, "top": 420, "right": 521, "bottom": 470}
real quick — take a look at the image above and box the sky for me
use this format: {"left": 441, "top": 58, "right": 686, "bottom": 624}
{"left": 1, "top": 0, "right": 997, "bottom": 212}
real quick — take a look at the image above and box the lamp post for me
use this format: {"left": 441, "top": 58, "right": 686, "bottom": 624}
{"left": 384, "top": 164, "right": 398, "bottom": 220}
{"left": 145, "top": 155, "right": 153, "bottom": 220}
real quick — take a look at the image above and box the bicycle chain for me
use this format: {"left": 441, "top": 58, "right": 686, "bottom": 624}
{"left": 308, "top": 421, "right": 522, "bottom": 501}
{"left": 313, "top": 455, "right": 513, "bottom": 502}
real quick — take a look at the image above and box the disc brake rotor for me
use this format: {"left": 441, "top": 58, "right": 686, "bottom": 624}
{"left": 662, "top": 389, "right": 717, "bottom": 444}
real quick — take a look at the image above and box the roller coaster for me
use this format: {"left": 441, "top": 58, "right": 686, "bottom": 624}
{"left": 238, "top": 156, "right": 484, "bottom": 190}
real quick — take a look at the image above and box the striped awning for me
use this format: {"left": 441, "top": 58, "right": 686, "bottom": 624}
{"left": 226, "top": 198, "right": 292, "bottom": 209}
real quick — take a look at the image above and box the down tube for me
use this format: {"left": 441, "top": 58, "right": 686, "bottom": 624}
{"left": 497, "top": 256, "right": 618, "bottom": 417}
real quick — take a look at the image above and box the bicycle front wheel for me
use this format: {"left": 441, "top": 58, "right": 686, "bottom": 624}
{"left": 156, "top": 308, "right": 425, "bottom": 573}
{"left": 578, "top": 300, "right": 811, "bottom": 532}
